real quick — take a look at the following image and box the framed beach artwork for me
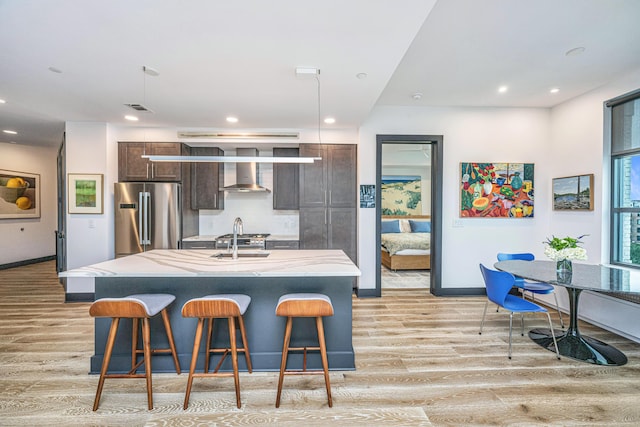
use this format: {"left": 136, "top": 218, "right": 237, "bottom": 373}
{"left": 381, "top": 175, "right": 422, "bottom": 215}
{"left": 68, "top": 173, "right": 103, "bottom": 214}
{"left": 0, "top": 169, "right": 41, "bottom": 219}
{"left": 460, "top": 162, "right": 535, "bottom": 218}
{"left": 552, "top": 174, "right": 594, "bottom": 211}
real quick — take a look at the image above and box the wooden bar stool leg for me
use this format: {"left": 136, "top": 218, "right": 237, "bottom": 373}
{"left": 276, "top": 316, "right": 293, "bottom": 408}
{"left": 237, "top": 314, "right": 252, "bottom": 373}
{"left": 228, "top": 316, "right": 241, "bottom": 409}
{"left": 131, "top": 318, "right": 139, "bottom": 372}
{"left": 316, "top": 316, "right": 332, "bottom": 407}
{"left": 205, "top": 318, "right": 214, "bottom": 373}
{"left": 160, "top": 308, "right": 181, "bottom": 374}
{"left": 93, "top": 318, "right": 120, "bottom": 411}
{"left": 184, "top": 318, "right": 205, "bottom": 410}
{"left": 142, "top": 318, "right": 153, "bottom": 410}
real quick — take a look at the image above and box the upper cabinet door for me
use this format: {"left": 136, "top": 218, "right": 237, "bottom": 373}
{"left": 299, "top": 144, "right": 327, "bottom": 207}
{"left": 150, "top": 143, "right": 182, "bottom": 181}
{"left": 118, "top": 142, "right": 182, "bottom": 182}
{"left": 118, "top": 142, "right": 149, "bottom": 181}
{"left": 273, "top": 147, "right": 299, "bottom": 210}
{"left": 190, "top": 146, "right": 224, "bottom": 210}
{"left": 327, "top": 144, "right": 356, "bottom": 208}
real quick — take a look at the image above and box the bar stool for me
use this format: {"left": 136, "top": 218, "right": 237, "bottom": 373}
{"left": 275, "top": 293, "right": 334, "bottom": 408}
{"left": 181, "top": 294, "right": 252, "bottom": 409}
{"left": 89, "top": 293, "right": 181, "bottom": 411}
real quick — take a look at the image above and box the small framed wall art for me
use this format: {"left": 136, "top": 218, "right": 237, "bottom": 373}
{"left": 360, "top": 184, "right": 376, "bottom": 208}
{"left": 552, "top": 174, "right": 594, "bottom": 211}
{"left": 68, "top": 173, "right": 104, "bottom": 214}
{"left": 0, "top": 169, "right": 41, "bottom": 219}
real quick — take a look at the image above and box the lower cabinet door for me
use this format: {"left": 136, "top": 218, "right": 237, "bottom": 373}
{"left": 266, "top": 240, "right": 299, "bottom": 250}
{"left": 328, "top": 207, "right": 356, "bottom": 262}
{"left": 299, "top": 208, "right": 328, "bottom": 249}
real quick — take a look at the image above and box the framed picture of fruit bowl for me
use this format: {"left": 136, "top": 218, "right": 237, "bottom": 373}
{"left": 460, "top": 162, "right": 535, "bottom": 218}
{"left": 0, "top": 169, "right": 41, "bottom": 219}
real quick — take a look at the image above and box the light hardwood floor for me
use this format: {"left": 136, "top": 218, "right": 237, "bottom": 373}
{"left": 1, "top": 261, "right": 640, "bottom": 426}
{"left": 382, "top": 266, "right": 430, "bottom": 289}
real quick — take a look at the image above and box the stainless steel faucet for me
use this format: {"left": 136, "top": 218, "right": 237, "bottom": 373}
{"left": 232, "top": 217, "right": 243, "bottom": 259}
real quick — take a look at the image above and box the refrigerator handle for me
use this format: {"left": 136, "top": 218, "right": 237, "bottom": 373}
{"left": 138, "top": 192, "right": 144, "bottom": 245}
{"left": 145, "top": 192, "right": 151, "bottom": 245}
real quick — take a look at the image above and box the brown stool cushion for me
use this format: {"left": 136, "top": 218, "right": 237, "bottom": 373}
{"left": 276, "top": 293, "right": 334, "bottom": 317}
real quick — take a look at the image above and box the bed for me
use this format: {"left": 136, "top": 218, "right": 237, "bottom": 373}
{"left": 381, "top": 215, "right": 431, "bottom": 271}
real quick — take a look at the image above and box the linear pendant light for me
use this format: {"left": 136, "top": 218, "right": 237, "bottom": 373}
{"left": 142, "top": 155, "right": 321, "bottom": 163}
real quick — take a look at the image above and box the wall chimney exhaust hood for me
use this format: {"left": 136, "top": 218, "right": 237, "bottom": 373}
{"left": 222, "top": 148, "right": 270, "bottom": 193}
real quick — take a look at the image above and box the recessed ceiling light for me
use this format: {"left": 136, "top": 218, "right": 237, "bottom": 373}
{"left": 412, "top": 92, "right": 423, "bottom": 100}
{"left": 498, "top": 86, "right": 508, "bottom": 93}
{"left": 550, "top": 88, "right": 560, "bottom": 94}
{"left": 3, "top": 130, "right": 17, "bottom": 135}
{"left": 226, "top": 116, "right": 239, "bottom": 123}
{"left": 125, "top": 115, "right": 139, "bottom": 121}
{"left": 356, "top": 72, "right": 368, "bottom": 80}
{"left": 48, "top": 66, "right": 62, "bottom": 73}
{"left": 0, "top": 99, "right": 6, "bottom": 104}
{"left": 324, "top": 117, "right": 336, "bottom": 124}
{"left": 565, "top": 47, "right": 585, "bottom": 57}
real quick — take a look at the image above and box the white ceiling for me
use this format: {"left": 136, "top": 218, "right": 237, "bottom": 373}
{"left": 1, "top": 0, "right": 640, "bottom": 148}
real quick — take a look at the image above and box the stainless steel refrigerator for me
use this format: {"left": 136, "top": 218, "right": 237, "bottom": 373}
{"left": 114, "top": 182, "right": 182, "bottom": 257}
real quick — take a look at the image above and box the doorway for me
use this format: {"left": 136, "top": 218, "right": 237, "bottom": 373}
{"left": 56, "top": 134, "right": 67, "bottom": 288}
{"left": 375, "top": 135, "right": 443, "bottom": 296}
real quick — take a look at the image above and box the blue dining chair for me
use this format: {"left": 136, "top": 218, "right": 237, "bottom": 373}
{"left": 497, "top": 252, "right": 564, "bottom": 329}
{"left": 479, "top": 264, "right": 560, "bottom": 360}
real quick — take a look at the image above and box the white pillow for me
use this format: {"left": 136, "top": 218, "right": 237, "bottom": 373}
{"left": 399, "top": 219, "right": 411, "bottom": 233}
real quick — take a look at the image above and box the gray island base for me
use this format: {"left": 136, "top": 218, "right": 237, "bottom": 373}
{"left": 61, "top": 249, "right": 361, "bottom": 373}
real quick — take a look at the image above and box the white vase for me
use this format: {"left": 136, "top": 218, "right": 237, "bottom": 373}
{"left": 483, "top": 182, "right": 493, "bottom": 196}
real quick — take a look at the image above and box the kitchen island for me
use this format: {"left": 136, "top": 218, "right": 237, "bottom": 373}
{"left": 60, "top": 249, "right": 360, "bottom": 373}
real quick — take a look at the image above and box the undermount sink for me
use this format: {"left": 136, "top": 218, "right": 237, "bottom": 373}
{"left": 211, "top": 251, "right": 271, "bottom": 259}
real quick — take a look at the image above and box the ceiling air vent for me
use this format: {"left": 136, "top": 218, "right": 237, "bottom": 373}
{"left": 124, "top": 103, "right": 154, "bottom": 113}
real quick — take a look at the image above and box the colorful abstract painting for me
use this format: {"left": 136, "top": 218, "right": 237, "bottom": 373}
{"left": 460, "top": 162, "right": 534, "bottom": 218}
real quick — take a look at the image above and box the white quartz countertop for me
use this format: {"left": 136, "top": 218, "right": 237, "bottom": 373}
{"left": 59, "top": 249, "right": 360, "bottom": 278}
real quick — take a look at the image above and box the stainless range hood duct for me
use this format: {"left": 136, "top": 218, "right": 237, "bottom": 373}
{"left": 220, "top": 148, "right": 271, "bottom": 193}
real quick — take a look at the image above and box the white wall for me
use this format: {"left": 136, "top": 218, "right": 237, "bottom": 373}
{"left": 538, "top": 67, "right": 640, "bottom": 342}
{"left": 358, "top": 106, "right": 552, "bottom": 290}
{"left": 356, "top": 69, "right": 640, "bottom": 343}
{"left": 0, "top": 142, "right": 57, "bottom": 265}
{"left": 64, "top": 122, "right": 114, "bottom": 293}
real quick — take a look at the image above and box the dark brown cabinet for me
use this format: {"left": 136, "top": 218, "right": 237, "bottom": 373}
{"left": 190, "top": 147, "right": 224, "bottom": 210}
{"left": 299, "top": 144, "right": 356, "bottom": 208}
{"left": 299, "top": 144, "right": 357, "bottom": 262}
{"left": 265, "top": 240, "right": 299, "bottom": 250}
{"left": 181, "top": 240, "right": 216, "bottom": 249}
{"left": 272, "top": 147, "right": 299, "bottom": 210}
{"left": 118, "top": 142, "right": 182, "bottom": 182}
